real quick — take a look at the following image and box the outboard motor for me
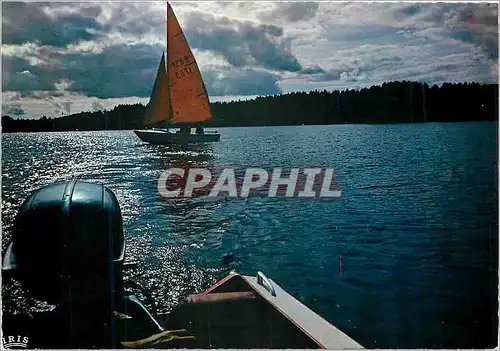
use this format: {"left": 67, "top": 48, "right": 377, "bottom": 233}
{"left": 2, "top": 181, "right": 161, "bottom": 348}
{"left": 5, "top": 180, "right": 125, "bottom": 304}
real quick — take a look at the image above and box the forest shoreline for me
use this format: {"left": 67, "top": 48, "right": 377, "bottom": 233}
{"left": 3, "top": 81, "right": 498, "bottom": 133}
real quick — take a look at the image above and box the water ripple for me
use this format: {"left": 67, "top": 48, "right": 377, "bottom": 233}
{"left": 1, "top": 124, "right": 497, "bottom": 348}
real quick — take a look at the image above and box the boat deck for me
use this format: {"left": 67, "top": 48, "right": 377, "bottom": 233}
{"left": 164, "top": 272, "right": 363, "bottom": 349}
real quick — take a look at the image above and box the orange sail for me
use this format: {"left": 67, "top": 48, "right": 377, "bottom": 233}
{"left": 166, "top": 3, "right": 212, "bottom": 124}
{"left": 144, "top": 53, "right": 171, "bottom": 127}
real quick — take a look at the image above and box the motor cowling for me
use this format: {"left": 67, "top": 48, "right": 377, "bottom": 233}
{"left": 6, "top": 180, "right": 125, "bottom": 305}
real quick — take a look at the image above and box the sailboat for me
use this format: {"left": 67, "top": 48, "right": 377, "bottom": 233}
{"left": 134, "top": 3, "right": 220, "bottom": 144}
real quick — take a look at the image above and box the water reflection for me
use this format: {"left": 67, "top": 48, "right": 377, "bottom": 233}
{"left": 123, "top": 142, "right": 226, "bottom": 314}
{"left": 2, "top": 125, "right": 497, "bottom": 348}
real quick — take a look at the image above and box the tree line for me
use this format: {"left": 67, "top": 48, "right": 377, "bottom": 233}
{"left": 2, "top": 81, "right": 498, "bottom": 133}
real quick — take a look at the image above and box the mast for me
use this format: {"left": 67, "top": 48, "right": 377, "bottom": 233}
{"left": 165, "top": 0, "right": 169, "bottom": 129}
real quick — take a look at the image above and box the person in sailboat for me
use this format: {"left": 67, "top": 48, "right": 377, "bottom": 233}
{"left": 176, "top": 126, "right": 190, "bottom": 134}
{"left": 195, "top": 124, "right": 204, "bottom": 135}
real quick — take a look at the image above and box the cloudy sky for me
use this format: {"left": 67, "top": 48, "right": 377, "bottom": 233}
{"left": 2, "top": 1, "right": 498, "bottom": 119}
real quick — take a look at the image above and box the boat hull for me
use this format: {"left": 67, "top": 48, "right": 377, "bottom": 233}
{"left": 134, "top": 129, "right": 220, "bottom": 144}
{"left": 166, "top": 272, "right": 363, "bottom": 349}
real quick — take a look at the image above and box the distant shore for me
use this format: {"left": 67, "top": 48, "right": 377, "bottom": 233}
{"left": 2, "top": 81, "right": 498, "bottom": 133}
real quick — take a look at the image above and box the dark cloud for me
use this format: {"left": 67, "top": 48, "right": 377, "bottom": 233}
{"left": 297, "top": 65, "right": 345, "bottom": 82}
{"left": 5, "top": 2, "right": 494, "bottom": 103}
{"left": 2, "top": 2, "right": 104, "bottom": 47}
{"left": 446, "top": 5, "right": 497, "bottom": 60}
{"left": 4, "top": 103, "right": 26, "bottom": 116}
{"left": 457, "top": 6, "right": 498, "bottom": 60}
{"left": 184, "top": 12, "right": 302, "bottom": 72}
{"left": 2, "top": 55, "right": 57, "bottom": 92}
{"left": 3, "top": 42, "right": 282, "bottom": 99}
{"left": 0, "top": 2, "right": 302, "bottom": 99}
{"left": 301, "top": 65, "right": 326, "bottom": 74}
{"left": 261, "top": 2, "right": 320, "bottom": 23}
{"left": 398, "top": 3, "right": 498, "bottom": 60}
{"left": 202, "top": 67, "right": 281, "bottom": 96}
{"left": 61, "top": 44, "right": 164, "bottom": 98}
{"left": 300, "top": 53, "right": 403, "bottom": 82}
{"left": 393, "top": 3, "right": 498, "bottom": 80}
{"left": 299, "top": 67, "right": 361, "bottom": 83}
{"left": 310, "top": 70, "right": 343, "bottom": 82}
{"left": 3, "top": 43, "right": 164, "bottom": 99}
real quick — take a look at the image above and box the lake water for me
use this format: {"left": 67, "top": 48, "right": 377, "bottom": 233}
{"left": 2, "top": 123, "right": 498, "bottom": 348}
